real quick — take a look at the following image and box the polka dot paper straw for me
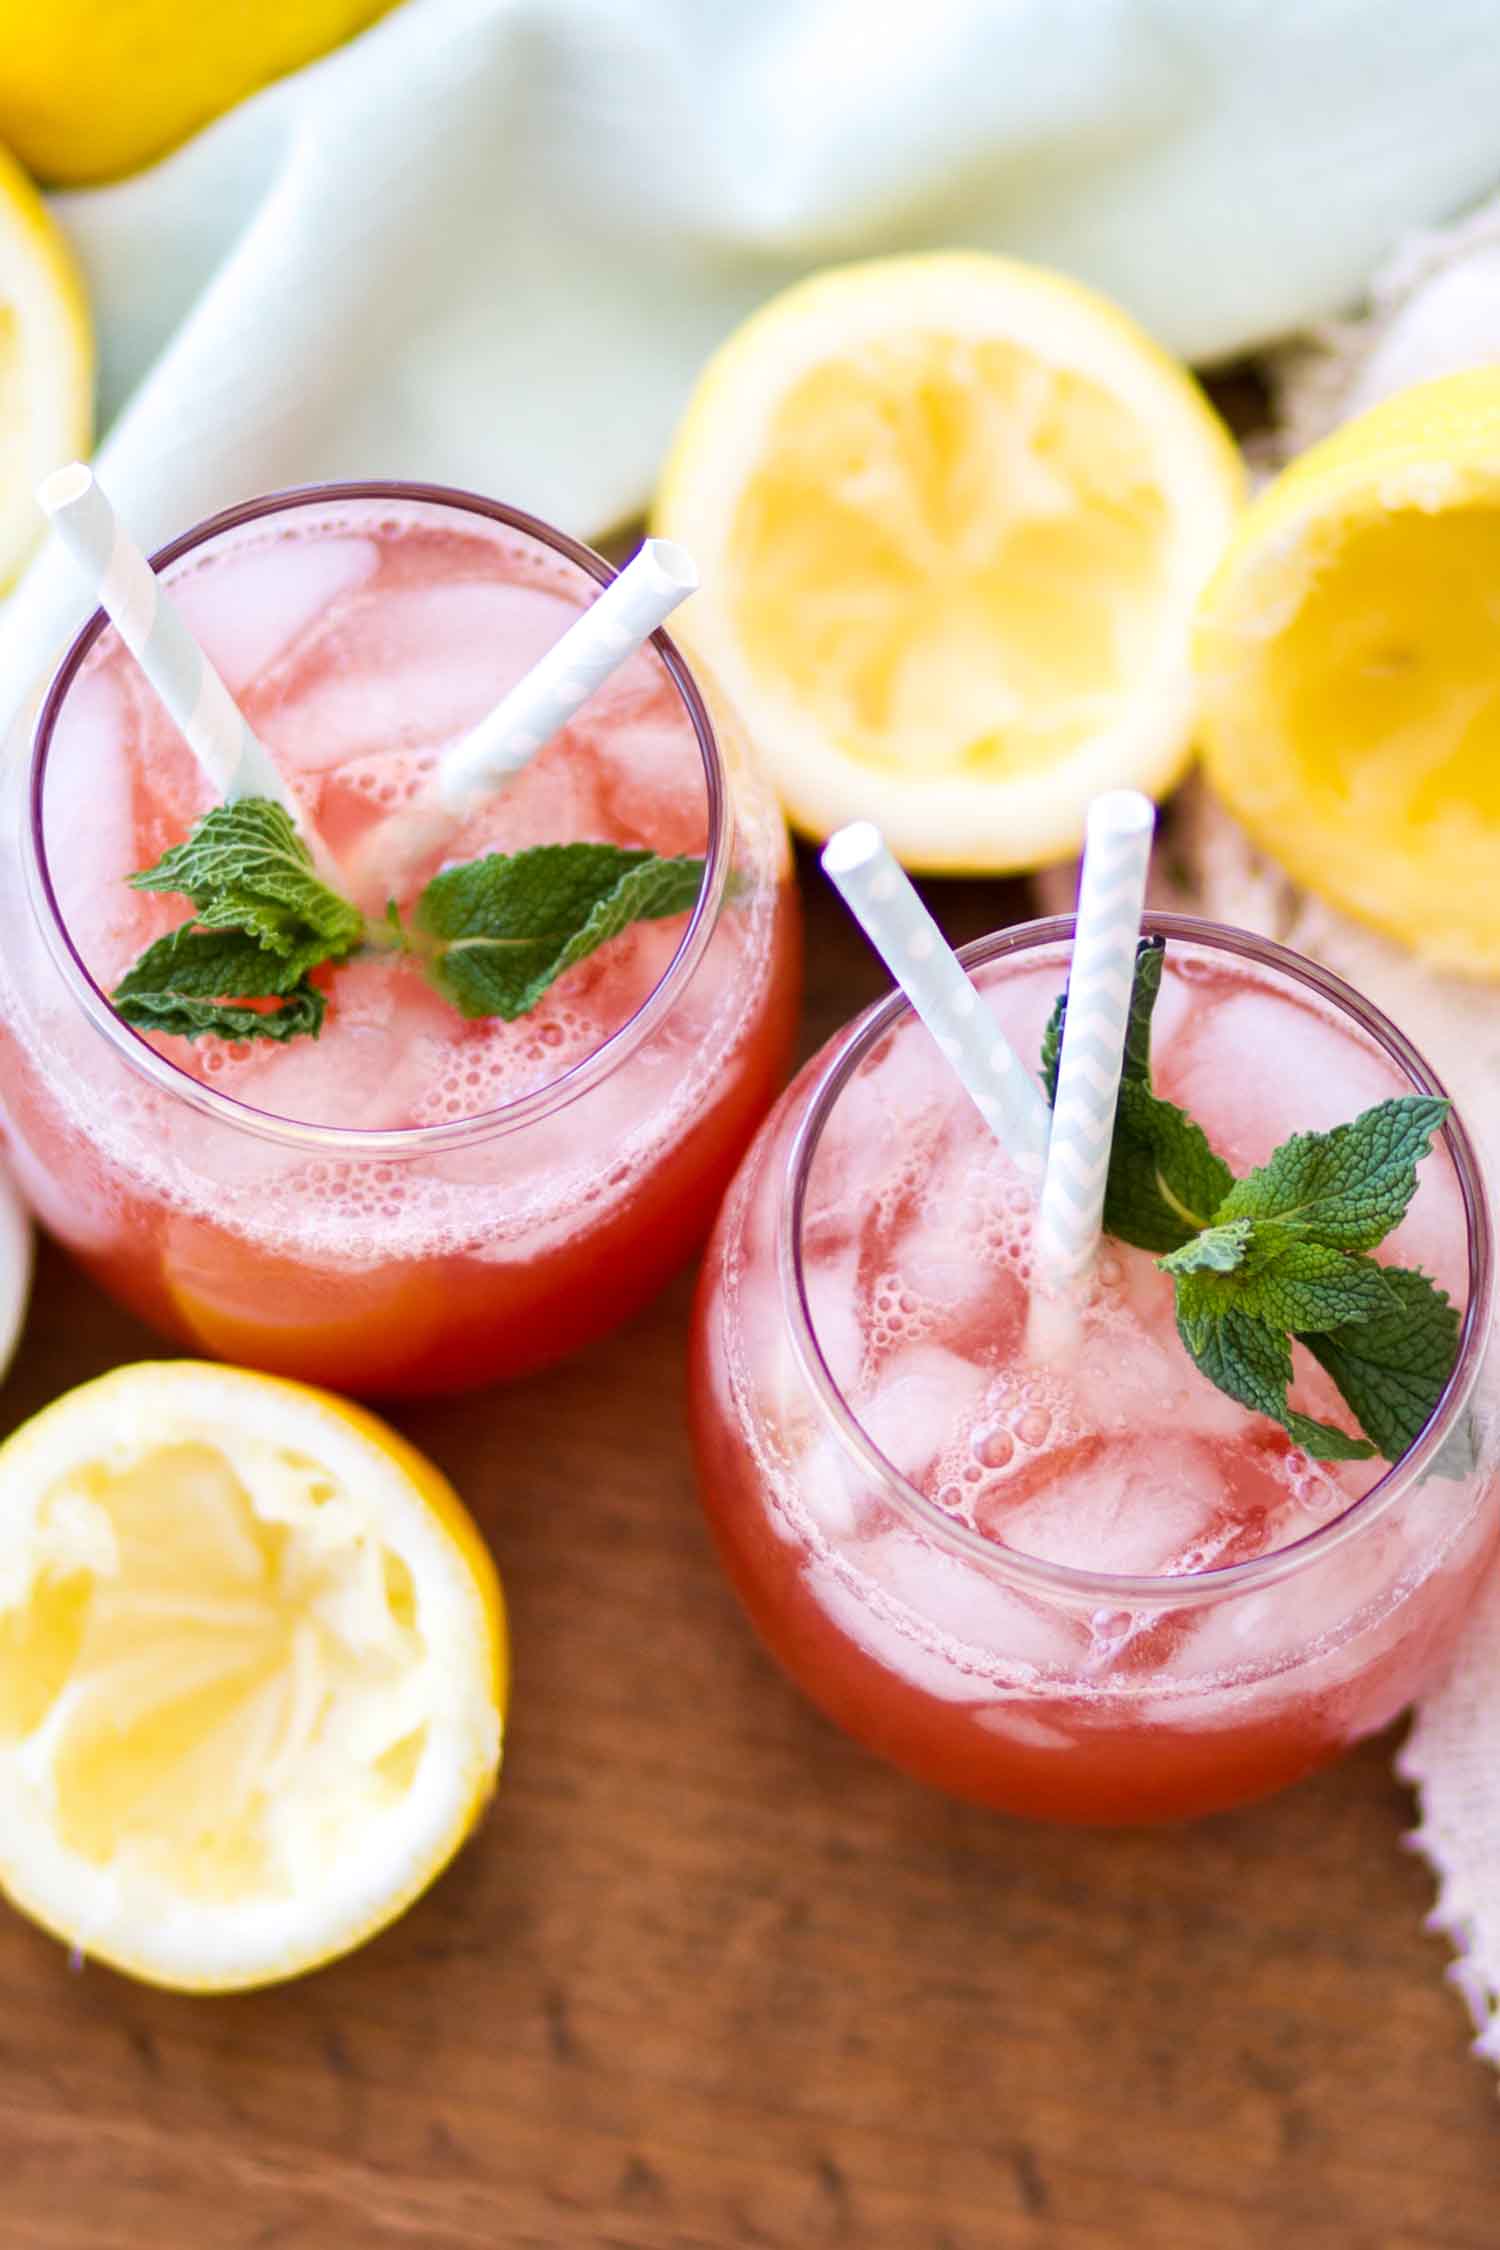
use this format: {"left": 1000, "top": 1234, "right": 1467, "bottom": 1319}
{"left": 1034, "top": 789, "right": 1155, "bottom": 1287}
{"left": 437, "top": 537, "right": 698, "bottom": 811}
{"left": 821, "top": 823, "right": 1050, "bottom": 1177}
{"left": 38, "top": 464, "right": 293, "bottom": 814}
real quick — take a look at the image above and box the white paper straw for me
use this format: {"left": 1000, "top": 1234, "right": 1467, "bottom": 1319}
{"left": 436, "top": 537, "right": 698, "bottom": 811}
{"left": 821, "top": 823, "right": 1050, "bottom": 1177}
{"left": 38, "top": 465, "right": 293, "bottom": 814}
{"left": 1034, "top": 790, "right": 1155, "bottom": 1288}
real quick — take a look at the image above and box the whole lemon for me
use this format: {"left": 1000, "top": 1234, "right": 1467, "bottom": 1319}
{"left": 0, "top": 0, "right": 400, "bottom": 186}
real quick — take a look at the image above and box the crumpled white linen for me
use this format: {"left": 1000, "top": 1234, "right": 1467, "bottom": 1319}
{"left": 1155, "top": 207, "right": 1500, "bottom": 2076}
{"left": 5, "top": 0, "right": 1500, "bottom": 723}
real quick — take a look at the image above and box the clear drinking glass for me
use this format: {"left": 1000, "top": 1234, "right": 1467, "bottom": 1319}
{"left": 0, "top": 483, "right": 800, "bottom": 1396}
{"left": 691, "top": 915, "right": 1499, "bottom": 1823}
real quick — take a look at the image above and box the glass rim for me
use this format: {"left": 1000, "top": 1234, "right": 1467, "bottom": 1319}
{"left": 22, "top": 479, "right": 734, "bottom": 1156}
{"left": 777, "top": 910, "right": 1496, "bottom": 1608}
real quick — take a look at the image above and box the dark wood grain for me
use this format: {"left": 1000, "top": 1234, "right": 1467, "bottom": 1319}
{"left": 1, "top": 851, "right": 1496, "bottom": 2250}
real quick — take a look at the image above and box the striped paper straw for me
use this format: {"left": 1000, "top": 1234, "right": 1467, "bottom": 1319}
{"left": 1034, "top": 790, "right": 1155, "bottom": 1287}
{"left": 38, "top": 465, "right": 292, "bottom": 813}
{"left": 437, "top": 537, "right": 698, "bottom": 811}
{"left": 821, "top": 824, "right": 1051, "bottom": 1176}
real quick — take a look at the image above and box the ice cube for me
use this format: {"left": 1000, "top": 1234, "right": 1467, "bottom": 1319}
{"left": 1159, "top": 985, "right": 1406, "bottom": 1176}
{"left": 1068, "top": 1294, "right": 1248, "bottom": 1443}
{"left": 997, "top": 1436, "right": 1232, "bottom": 1578}
{"left": 792, "top": 1434, "right": 865, "bottom": 1543}
{"left": 803, "top": 1242, "right": 868, "bottom": 1395}
{"left": 1170, "top": 1487, "right": 1436, "bottom": 1697}
{"left": 804, "top": 1553, "right": 995, "bottom": 1704}
{"left": 261, "top": 583, "right": 580, "bottom": 767}
{"left": 173, "top": 535, "right": 381, "bottom": 691}
{"left": 44, "top": 666, "right": 145, "bottom": 975}
{"left": 865, "top": 1526, "right": 1082, "bottom": 1675}
{"left": 856, "top": 1344, "right": 990, "bottom": 1487}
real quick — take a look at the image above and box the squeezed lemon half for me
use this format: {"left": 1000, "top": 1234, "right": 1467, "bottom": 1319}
{"left": 1196, "top": 367, "right": 1500, "bottom": 975}
{"left": 654, "top": 252, "right": 1242, "bottom": 869}
{"left": 0, "top": 139, "right": 91, "bottom": 589}
{"left": 0, "top": 1362, "right": 505, "bottom": 1991}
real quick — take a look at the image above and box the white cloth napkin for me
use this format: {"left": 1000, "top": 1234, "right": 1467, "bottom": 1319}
{"left": 5, "top": 0, "right": 1500, "bottom": 723}
{"left": 1148, "top": 206, "right": 1500, "bottom": 2073}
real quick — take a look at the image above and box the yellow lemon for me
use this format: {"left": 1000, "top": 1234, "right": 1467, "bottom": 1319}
{"left": 0, "top": 0, "right": 398, "bottom": 186}
{"left": 0, "top": 140, "right": 91, "bottom": 588}
{"left": 1197, "top": 368, "right": 1500, "bottom": 975}
{"left": 653, "top": 253, "right": 1242, "bottom": 872}
{"left": 0, "top": 1361, "right": 505, "bottom": 1991}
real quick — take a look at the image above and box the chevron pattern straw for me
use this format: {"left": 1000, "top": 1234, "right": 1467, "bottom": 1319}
{"left": 38, "top": 465, "right": 291, "bottom": 812}
{"left": 821, "top": 824, "right": 1051, "bottom": 1176}
{"left": 1035, "top": 789, "right": 1156, "bottom": 1286}
{"left": 438, "top": 537, "right": 698, "bottom": 810}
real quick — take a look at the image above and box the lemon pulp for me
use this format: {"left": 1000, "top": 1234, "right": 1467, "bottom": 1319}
{"left": 0, "top": 1437, "right": 430, "bottom": 1904}
{"left": 731, "top": 333, "right": 1171, "bottom": 785}
{"left": 0, "top": 1364, "right": 503, "bottom": 1989}
{"left": 1196, "top": 369, "right": 1500, "bottom": 972}
{"left": 1264, "top": 503, "right": 1500, "bottom": 840}
{"left": 654, "top": 252, "right": 1242, "bottom": 868}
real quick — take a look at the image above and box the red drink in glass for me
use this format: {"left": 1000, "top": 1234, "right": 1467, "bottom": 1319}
{"left": 0, "top": 485, "right": 800, "bottom": 1395}
{"left": 691, "top": 917, "right": 1498, "bottom": 1823}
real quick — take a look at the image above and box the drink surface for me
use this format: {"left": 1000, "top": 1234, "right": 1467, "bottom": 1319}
{"left": 46, "top": 504, "right": 728, "bottom": 1132}
{"left": 691, "top": 934, "right": 1497, "bottom": 1821}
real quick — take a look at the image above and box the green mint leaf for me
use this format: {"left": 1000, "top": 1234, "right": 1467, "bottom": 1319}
{"left": 1160, "top": 1218, "right": 1253, "bottom": 1275}
{"left": 113, "top": 925, "right": 326, "bottom": 1043}
{"left": 1176, "top": 1298, "right": 1290, "bottom": 1419}
{"left": 130, "top": 799, "right": 363, "bottom": 963}
{"left": 1301, "top": 1266, "right": 1461, "bottom": 1462}
{"left": 1233, "top": 1239, "right": 1395, "bottom": 1334}
{"left": 1280, "top": 1411, "right": 1382, "bottom": 1464}
{"left": 1118, "top": 933, "right": 1166, "bottom": 1088}
{"left": 1041, "top": 934, "right": 1163, "bottom": 1106}
{"left": 1165, "top": 1225, "right": 1396, "bottom": 1331}
{"left": 1214, "top": 1095, "right": 1451, "bottom": 1252}
{"left": 1175, "top": 1297, "right": 1375, "bottom": 1462}
{"left": 1101, "top": 1081, "right": 1236, "bottom": 1254}
{"left": 1041, "top": 941, "right": 1234, "bottom": 1255}
{"left": 414, "top": 842, "right": 705, "bottom": 1020}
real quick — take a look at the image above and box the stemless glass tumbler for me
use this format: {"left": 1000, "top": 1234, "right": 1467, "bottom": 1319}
{"left": 0, "top": 483, "right": 801, "bottom": 1395}
{"left": 691, "top": 915, "right": 1499, "bottom": 1824}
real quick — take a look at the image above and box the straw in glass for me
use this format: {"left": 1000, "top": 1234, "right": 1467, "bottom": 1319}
{"left": 820, "top": 823, "right": 1051, "bottom": 1176}
{"left": 436, "top": 537, "right": 698, "bottom": 811}
{"left": 1033, "top": 789, "right": 1155, "bottom": 1289}
{"left": 38, "top": 465, "right": 295, "bottom": 815}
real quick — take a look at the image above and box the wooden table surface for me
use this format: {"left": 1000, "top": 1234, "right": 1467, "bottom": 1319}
{"left": 1, "top": 853, "right": 1497, "bottom": 2250}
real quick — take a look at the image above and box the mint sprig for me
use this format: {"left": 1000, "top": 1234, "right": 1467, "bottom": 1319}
{"left": 112, "top": 799, "right": 707, "bottom": 1044}
{"left": 1042, "top": 942, "right": 1461, "bottom": 1463}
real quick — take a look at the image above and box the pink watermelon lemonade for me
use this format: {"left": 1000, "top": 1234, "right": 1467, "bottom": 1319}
{"left": 691, "top": 918, "right": 1497, "bottom": 1823}
{"left": 0, "top": 485, "right": 800, "bottom": 1394}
